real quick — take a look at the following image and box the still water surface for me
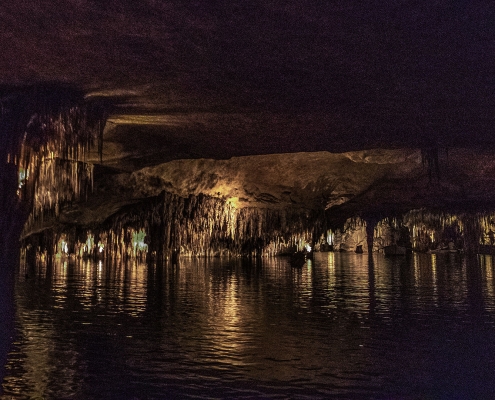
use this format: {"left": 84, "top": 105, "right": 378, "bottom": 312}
{"left": 2, "top": 252, "right": 495, "bottom": 399}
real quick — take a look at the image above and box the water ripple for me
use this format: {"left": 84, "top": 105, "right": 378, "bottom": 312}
{"left": 3, "top": 254, "right": 495, "bottom": 398}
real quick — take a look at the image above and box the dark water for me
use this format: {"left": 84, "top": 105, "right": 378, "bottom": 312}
{"left": 2, "top": 252, "right": 495, "bottom": 399}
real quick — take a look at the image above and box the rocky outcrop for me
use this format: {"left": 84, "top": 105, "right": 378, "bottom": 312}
{"left": 127, "top": 149, "right": 422, "bottom": 210}
{"left": 21, "top": 146, "right": 495, "bottom": 237}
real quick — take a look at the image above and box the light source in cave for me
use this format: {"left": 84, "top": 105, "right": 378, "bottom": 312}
{"left": 326, "top": 231, "right": 334, "bottom": 246}
{"left": 56, "top": 235, "right": 69, "bottom": 257}
{"left": 18, "top": 167, "right": 29, "bottom": 190}
{"left": 131, "top": 229, "right": 148, "bottom": 258}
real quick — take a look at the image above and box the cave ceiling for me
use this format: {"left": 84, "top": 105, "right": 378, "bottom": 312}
{"left": 3, "top": 0, "right": 495, "bottom": 232}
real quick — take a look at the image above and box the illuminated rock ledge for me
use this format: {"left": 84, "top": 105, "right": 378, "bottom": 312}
{"left": 19, "top": 147, "right": 495, "bottom": 259}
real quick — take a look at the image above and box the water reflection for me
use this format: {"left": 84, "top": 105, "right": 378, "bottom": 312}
{"left": 3, "top": 253, "right": 495, "bottom": 398}
{"left": 480, "top": 255, "right": 495, "bottom": 312}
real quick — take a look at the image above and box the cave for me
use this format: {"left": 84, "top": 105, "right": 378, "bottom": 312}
{"left": 2, "top": 1, "right": 495, "bottom": 398}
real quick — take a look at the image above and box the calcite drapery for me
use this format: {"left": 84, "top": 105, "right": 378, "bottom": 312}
{"left": 21, "top": 190, "right": 328, "bottom": 260}
{"left": 2, "top": 87, "right": 107, "bottom": 235}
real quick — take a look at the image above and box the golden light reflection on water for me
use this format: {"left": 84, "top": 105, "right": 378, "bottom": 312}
{"left": 78, "top": 259, "right": 96, "bottom": 311}
{"left": 485, "top": 255, "right": 494, "bottom": 298}
{"left": 9, "top": 264, "right": 81, "bottom": 397}
{"left": 211, "top": 276, "right": 252, "bottom": 365}
{"left": 13, "top": 325, "right": 53, "bottom": 396}
{"left": 31, "top": 258, "right": 151, "bottom": 316}
{"left": 209, "top": 275, "right": 245, "bottom": 358}
{"left": 124, "top": 261, "right": 148, "bottom": 316}
{"left": 7, "top": 257, "right": 152, "bottom": 397}
{"left": 349, "top": 254, "right": 373, "bottom": 317}
{"left": 325, "top": 252, "right": 337, "bottom": 306}
{"left": 416, "top": 254, "right": 438, "bottom": 305}
{"left": 413, "top": 252, "right": 419, "bottom": 284}
{"left": 431, "top": 254, "right": 438, "bottom": 302}
{"left": 8, "top": 252, "right": 495, "bottom": 398}
{"left": 480, "top": 255, "right": 495, "bottom": 309}
{"left": 291, "top": 259, "right": 314, "bottom": 310}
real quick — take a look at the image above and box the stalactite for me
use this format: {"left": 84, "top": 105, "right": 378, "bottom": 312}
{"left": 0, "top": 85, "right": 108, "bottom": 238}
{"left": 364, "top": 217, "right": 378, "bottom": 254}
{"left": 21, "top": 189, "right": 329, "bottom": 260}
{"left": 23, "top": 201, "right": 495, "bottom": 260}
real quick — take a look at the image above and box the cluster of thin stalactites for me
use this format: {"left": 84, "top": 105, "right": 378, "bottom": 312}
{"left": 22, "top": 191, "right": 323, "bottom": 261}
{"left": 327, "top": 211, "right": 495, "bottom": 253}
{"left": 4, "top": 90, "right": 495, "bottom": 261}
{"left": 20, "top": 195, "right": 495, "bottom": 262}
{"left": 2, "top": 93, "right": 105, "bottom": 232}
